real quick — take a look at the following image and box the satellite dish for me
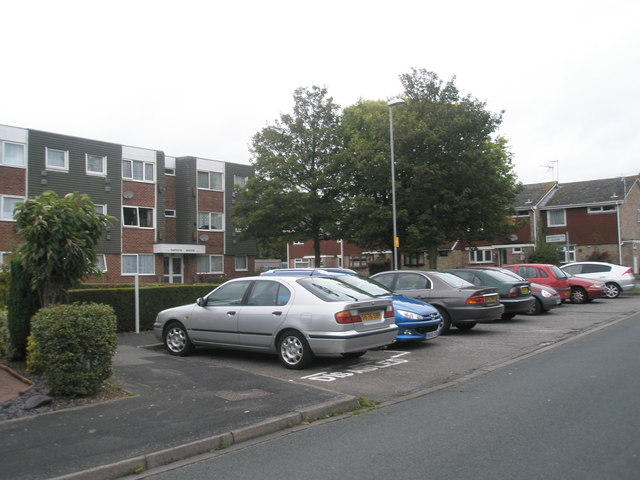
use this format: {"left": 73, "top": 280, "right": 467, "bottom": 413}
{"left": 199, "top": 234, "right": 210, "bottom": 242}
{"left": 510, "top": 234, "right": 518, "bottom": 241}
{"left": 123, "top": 191, "right": 134, "bottom": 199}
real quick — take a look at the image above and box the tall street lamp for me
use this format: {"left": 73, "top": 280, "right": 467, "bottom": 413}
{"left": 388, "top": 98, "right": 405, "bottom": 270}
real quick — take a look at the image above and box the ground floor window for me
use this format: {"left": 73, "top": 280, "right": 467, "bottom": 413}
{"left": 235, "top": 255, "right": 248, "bottom": 271}
{"left": 122, "top": 254, "right": 155, "bottom": 275}
{"left": 197, "top": 254, "right": 224, "bottom": 273}
{"left": 404, "top": 252, "right": 425, "bottom": 267}
{"left": 560, "top": 245, "right": 576, "bottom": 263}
{"left": 95, "top": 254, "right": 107, "bottom": 273}
{"left": 469, "top": 249, "right": 493, "bottom": 263}
{"left": 294, "top": 258, "right": 310, "bottom": 268}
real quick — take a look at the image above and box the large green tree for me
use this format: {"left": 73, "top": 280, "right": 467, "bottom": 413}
{"left": 233, "top": 85, "right": 344, "bottom": 266}
{"left": 14, "top": 191, "right": 113, "bottom": 306}
{"left": 340, "top": 69, "right": 521, "bottom": 267}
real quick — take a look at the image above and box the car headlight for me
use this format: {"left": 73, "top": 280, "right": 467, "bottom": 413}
{"left": 541, "top": 289, "right": 554, "bottom": 298}
{"left": 396, "top": 309, "right": 423, "bottom": 320}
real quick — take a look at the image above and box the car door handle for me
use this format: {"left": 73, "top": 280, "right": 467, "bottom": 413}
{"left": 226, "top": 311, "right": 237, "bottom": 316}
{"left": 272, "top": 311, "right": 282, "bottom": 316}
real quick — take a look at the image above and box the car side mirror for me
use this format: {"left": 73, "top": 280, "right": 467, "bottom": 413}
{"left": 196, "top": 297, "right": 205, "bottom": 307}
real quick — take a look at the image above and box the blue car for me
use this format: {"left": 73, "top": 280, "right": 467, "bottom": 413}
{"left": 261, "top": 268, "right": 443, "bottom": 342}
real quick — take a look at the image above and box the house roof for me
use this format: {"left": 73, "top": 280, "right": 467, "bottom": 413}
{"left": 514, "top": 182, "right": 557, "bottom": 209}
{"left": 542, "top": 175, "right": 639, "bottom": 208}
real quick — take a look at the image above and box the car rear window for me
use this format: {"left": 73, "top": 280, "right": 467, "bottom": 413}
{"left": 435, "top": 272, "right": 474, "bottom": 288}
{"left": 297, "top": 277, "right": 373, "bottom": 302}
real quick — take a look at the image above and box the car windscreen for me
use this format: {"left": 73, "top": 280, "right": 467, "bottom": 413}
{"left": 434, "top": 272, "right": 474, "bottom": 288}
{"left": 333, "top": 274, "right": 391, "bottom": 297}
{"left": 497, "top": 268, "right": 527, "bottom": 281}
{"left": 550, "top": 265, "right": 568, "bottom": 279}
{"left": 297, "top": 276, "right": 374, "bottom": 302}
{"left": 485, "top": 270, "right": 528, "bottom": 283}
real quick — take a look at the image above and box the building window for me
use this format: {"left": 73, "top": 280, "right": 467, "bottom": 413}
{"left": 587, "top": 205, "right": 616, "bottom": 214}
{"left": 122, "top": 254, "right": 155, "bottom": 275}
{"left": 86, "top": 154, "right": 107, "bottom": 175}
{"left": 469, "top": 249, "right": 493, "bottom": 264}
{"left": 94, "top": 204, "right": 107, "bottom": 215}
{"left": 164, "top": 167, "right": 175, "bottom": 175}
{"left": 0, "top": 251, "right": 11, "bottom": 266}
{"left": 95, "top": 254, "right": 107, "bottom": 273}
{"left": 197, "top": 255, "right": 224, "bottom": 273}
{"left": 1, "top": 141, "right": 25, "bottom": 166}
{"left": 46, "top": 148, "right": 69, "bottom": 171}
{"left": 197, "top": 171, "right": 223, "bottom": 190}
{"left": 292, "top": 241, "right": 305, "bottom": 245}
{"left": 234, "top": 175, "right": 248, "bottom": 187}
{"left": 547, "top": 209, "right": 566, "bottom": 227}
{"left": 294, "top": 258, "right": 310, "bottom": 268}
{"left": 560, "top": 245, "right": 576, "bottom": 263}
{"left": 197, "top": 211, "right": 223, "bottom": 231}
{"left": 123, "top": 206, "right": 154, "bottom": 228}
{"left": 512, "top": 247, "right": 523, "bottom": 254}
{"left": 1, "top": 195, "right": 24, "bottom": 221}
{"left": 235, "top": 256, "right": 248, "bottom": 271}
{"left": 123, "top": 159, "right": 154, "bottom": 182}
{"left": 165, "top": 209, "right": 176, "bottom": 217}
{"left": 514, "top": 209, "right": 530, "bottom": 217}
{"left": 404, "top": 252, "right": 425, "bottom": 267}
{"left": 349, "top": 256, "right": 368, "bottom": 268}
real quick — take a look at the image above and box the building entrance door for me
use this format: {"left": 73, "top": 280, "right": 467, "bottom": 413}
{"left": 163, "top": 255, "right": 183, "bottom": 284}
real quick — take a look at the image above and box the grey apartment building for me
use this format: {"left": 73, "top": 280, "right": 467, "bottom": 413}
{"left": 0, "top": 124, "right": 256, "bottom": 284}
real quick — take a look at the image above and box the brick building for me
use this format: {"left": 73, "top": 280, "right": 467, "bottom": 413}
{"left": 0, "top": 123, "right": 256, "bottom": 284}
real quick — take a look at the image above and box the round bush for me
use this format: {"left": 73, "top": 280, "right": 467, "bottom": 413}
{"left": 31, "top": 302, "right": 118, "bottom": 396}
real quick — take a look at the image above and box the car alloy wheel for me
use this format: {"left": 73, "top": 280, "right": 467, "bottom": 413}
{"left": 278, "top": 331, "right": 314, "bottom": 369}
{"left": 604, "top": 282, "right": 621, "bottom": 299}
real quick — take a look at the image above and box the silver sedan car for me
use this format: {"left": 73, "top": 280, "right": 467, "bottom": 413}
{"left": 154, "top": 276, "right": 398, "bottom": 369}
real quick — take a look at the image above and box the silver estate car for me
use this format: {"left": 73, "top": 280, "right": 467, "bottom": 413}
{"left": 153, "top": 276, "right": 398, "bottom": 369}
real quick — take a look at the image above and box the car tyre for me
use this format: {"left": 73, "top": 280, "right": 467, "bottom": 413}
{"left": 570, "top": 287, "right": 588, "bottom": 304}
{"left": 526, "top": 298, "right": 543, "bottom": 315}
{"left": 604, "top": 282, "right": 621, "bottom": 299}
{"left": 278, "top": 330, "right": 315, "bottom": 369}
{"left": 455, "top": 322, "right": 476, "bottom": 331}
{"left": 164, "top": 322, "right": 195, "bottom": 356}
{"left": 435, "top": 307, "right": 452, "bottom": 335}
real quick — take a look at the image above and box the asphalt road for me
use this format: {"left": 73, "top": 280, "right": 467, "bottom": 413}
{"left": 142, "top": 297, "right": 640, "bottom": 480}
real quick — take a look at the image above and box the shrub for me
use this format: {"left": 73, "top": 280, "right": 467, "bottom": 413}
{"left": 7, "top": 259, "right": 40, "bottom": 359}
{"left": 0, "top": 267, "right": 8, "bottom": 310}
{"left": 0, "top": 310, "right": 13, "bottom": 362}
{"left": 25, "top": 335, "right": 44, "bottom": 376}
{"left": 368, "top": 256, "right": 391, "bottom": 276}
{"left": 30, "top": 302, "right": 118, "bottom": 396}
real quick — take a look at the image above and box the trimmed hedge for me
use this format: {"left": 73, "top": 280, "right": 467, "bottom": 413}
{"left": 30, "top": 303, "right": 118, "bottom": 396}
{"left": 68, "top": 284, "right": 220, "bottom": 332}
{"left": 0, "top": 310, "right": 12, "bottom": 362}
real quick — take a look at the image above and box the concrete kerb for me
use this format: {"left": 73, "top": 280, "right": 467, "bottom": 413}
{"left": 50, "top": 395, "right": 360, "bottom": 480}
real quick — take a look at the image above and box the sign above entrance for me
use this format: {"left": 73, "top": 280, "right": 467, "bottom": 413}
{"left": 546, "top": 234, "right": 567, "bottom": 243}
{"left": 153, "top": 244, "right": 206, "bottom": 254}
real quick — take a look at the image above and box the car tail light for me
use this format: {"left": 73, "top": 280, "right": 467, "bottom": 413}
{"left": 384, "top": 305, "right": 395, "bottom": 318}
{"left": 508, "top": 286, "right": 519, "bottom": 297}
{"left": 335, "top": 311, "right": 362, "bottom": 324}
{"left": 623, "top": 268, "right": 633, "bottom": 275}
{"left": 466, "top": 295, "right": 487, "bottom": 305}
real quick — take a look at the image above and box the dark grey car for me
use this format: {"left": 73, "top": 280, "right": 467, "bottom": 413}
{"left": 371, "top": 270, "right": 504, "bottom": 334}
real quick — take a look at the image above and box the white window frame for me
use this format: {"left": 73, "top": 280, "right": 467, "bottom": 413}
{"left": 123, "top": 158, "right": 154, "bottom": 182}
{"left": 1, "top": 141, "right": 26, "bottom": 167}
{"left": 235, "top": 255, "right": 248, "bottom": 271}
{"left": 197, "top": 171, "right": 223, "bottom": 191}
{"left": 122, "top": 254, "right": 155, "bottom": 275}
{"left": 196, "top": 254, "right": 224, "bottom": 274}
{"left": 46, "top": 147, "right": 69, "bottom": 171}
{"left": 95, "top": 254, "right": 107, "bottom": 273}
{"left": 560, "top": 245, "right": 576, "bottom": 263}
{"left": 164, "top": 167, "right": 175, "bottom": 175}
{"left": 122, "top": 206, "right": 154, "bottom": 228}
{"left": 0, "top": 251, "right": 10, "bottom": 266}
{"left": 86, "top": 153, "right": 107, "bottom": 176}
{"left": 197, "top": 211, "right": 223, "bottom": 231}
{"left": 294, "top": 258, "right": 310, "bottom": 268}
{"left": 234, "top": 174, "right": 248, "bottom": 187}
{"left": 1, "top": 195, "right": 24, "bottom": 221}
{"left": 165, "top": 209, "right": 176, "bottom": 217}
{"left": 514, "top": 209, "right": 530, "bottom": 218}
{"left": 587, "top": 205, "right": 616, "bottom": 214}
{"left": 469, "top": 249, "right": 493, "bottom": 264}
{"left": 512, "top": 247, "right": 524, "bottom": 254}
{"left": 547, "top": 209, "right": 566, "bottom": 227}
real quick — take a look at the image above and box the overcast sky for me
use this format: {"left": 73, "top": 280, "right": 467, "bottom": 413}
{"left": 2, "top": 0, "right": 638, "bottom": 185}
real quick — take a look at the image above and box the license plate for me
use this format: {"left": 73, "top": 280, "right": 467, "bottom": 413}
{"left": 485, "top": 296, "right": 497, "bottom": 303}
{"left": 521, "top": 286, "right": 530, "bottom": 294}
{"left": 360, "top": 311, "right": 382, "bottom": 322}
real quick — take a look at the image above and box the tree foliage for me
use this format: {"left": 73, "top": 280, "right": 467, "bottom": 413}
{"left": 233, "top": 86, "right": 344, "bottom": 266}
{"left": 13, "top": 191, "right": 113, "bottom": 306}
{"left": 340, "top": 69, "right": 521, "bottom": 266}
